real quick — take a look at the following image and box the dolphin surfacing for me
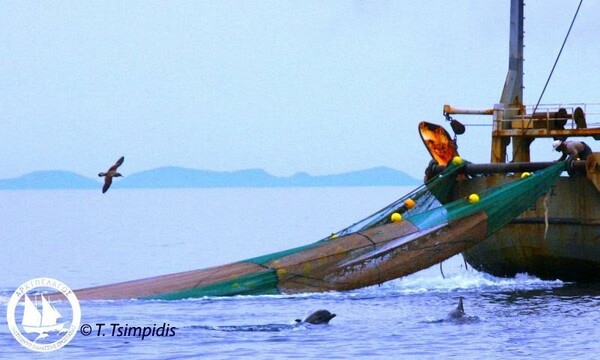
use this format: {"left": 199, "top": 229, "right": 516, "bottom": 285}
{"left": 295, "top": 310, "right": 336, "bottom": 325}
{"left": 446, "top": 297, "right": 479, "bottom": 324}
{"left": 447, "top": 297, "right": 465, "bottom": 319}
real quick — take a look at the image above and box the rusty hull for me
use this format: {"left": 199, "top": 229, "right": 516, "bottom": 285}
{"left": 458, "top": 176, "right": 600, "bottom": 281}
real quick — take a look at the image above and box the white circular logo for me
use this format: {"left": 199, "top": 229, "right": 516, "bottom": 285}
{"left": 6, "top": 278, "right": 81, "bottom": 352}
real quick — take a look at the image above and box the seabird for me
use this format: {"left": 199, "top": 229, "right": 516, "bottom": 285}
{"left": 98, "top": 156, "right": 124, "bottom": 193}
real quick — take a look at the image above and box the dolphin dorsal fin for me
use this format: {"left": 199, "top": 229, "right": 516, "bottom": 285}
{"left": 457, "top": 297, "right": 464, "bottom": 312}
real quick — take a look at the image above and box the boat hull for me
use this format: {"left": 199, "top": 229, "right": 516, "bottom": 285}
{"left": 458, "top": 176, "right": 600, "bottom": 281}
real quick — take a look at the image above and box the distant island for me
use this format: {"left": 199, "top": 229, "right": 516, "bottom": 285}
{"left": 0, "top": 166, "right": 420, "bottom": 190}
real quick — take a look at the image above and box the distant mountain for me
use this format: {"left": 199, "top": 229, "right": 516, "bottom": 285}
{"left": 0, "top": 166, "right": 419, "bottom": 190}
{"left": 118, "top": 167, "right": 281, "bottom": 188}
{"left": 284, "top": 167, "right": 417, "bottom": 187}
{"left": 118, "top": 166, "right": 419, "bottom": 188}
{"left": 0, "top": 171, "right": 99, "bottom": 190}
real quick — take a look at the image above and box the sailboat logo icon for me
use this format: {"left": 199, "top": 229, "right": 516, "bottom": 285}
{"left": 6, "top": 278, "right": 81, "bottom": 352}
{"left": 21, "top": 294, "right": 68, "bottom": 342}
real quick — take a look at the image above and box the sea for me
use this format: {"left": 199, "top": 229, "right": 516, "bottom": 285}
{"left": 1, "top": 187, "right": 600, "bottom": 359}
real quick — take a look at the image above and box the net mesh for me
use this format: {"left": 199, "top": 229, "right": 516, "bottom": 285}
{"left": 170, "top": 161, "right": 565, "bottom": 298}
{"left": 78, "top": 160, "right": 567, "bottom": 300}
{"left": 333, "top": 160, "right": 467, "bottom": 236}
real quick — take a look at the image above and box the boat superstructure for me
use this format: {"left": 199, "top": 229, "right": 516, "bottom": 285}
{"left": 437, "top": 0, "right": 600, "bottom": 281}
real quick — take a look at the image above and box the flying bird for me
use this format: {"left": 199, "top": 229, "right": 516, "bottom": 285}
{"left": 98, "top": 156, "right": 124, "bottom": 193}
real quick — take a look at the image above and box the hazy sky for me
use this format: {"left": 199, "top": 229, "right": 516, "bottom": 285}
{"left": 2, "top": 1, "right": 599, "bottom": 179}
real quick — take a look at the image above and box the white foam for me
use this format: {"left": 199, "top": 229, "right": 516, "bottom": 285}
{"left": 359, "top": 268, "right": 564, "bottom": 296}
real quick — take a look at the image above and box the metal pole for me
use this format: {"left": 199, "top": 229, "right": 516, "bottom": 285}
{"left": 432, "top": 160, "right": 585, "bottom": 176}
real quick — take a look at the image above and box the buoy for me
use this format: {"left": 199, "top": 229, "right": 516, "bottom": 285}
{"left": 452, "top": 156, "right": 463, "bottom": 165}
{"left": 390, "top": 212, "right": 402, "bottom": 222}
{"left": 277, "top": 268, "right": 288, "bottom": 277}
{"left": 521, "top": 172, "right": 531, "bottom": 178}
{"left": 404, "top": 198, "right": 415, "bottom": 209}
{"left": 468, "top": 194, "right": 479, "bottom": 203}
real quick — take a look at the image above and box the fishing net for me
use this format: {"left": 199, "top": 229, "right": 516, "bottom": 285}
{"left": 70, "top": 161, "right": 566, "bottom": 300}
{"left": 333, "top": 159, "right": 467, "bottom": 236}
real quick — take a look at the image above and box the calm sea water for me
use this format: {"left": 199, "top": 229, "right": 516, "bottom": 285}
{"left": 2, "top": 187, "right": 600, "bottom": 359}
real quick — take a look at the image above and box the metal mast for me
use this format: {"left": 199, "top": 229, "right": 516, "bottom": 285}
{"left": 500, "top": 0, "right": 524, "bottom": 106}
{"left": 492, "top": 0, "right": 527, "bottom": 163}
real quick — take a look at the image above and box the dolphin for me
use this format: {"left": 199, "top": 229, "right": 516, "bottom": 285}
{"left": 445, "top": 297, "right": 480, "bottom": 324}
{"left": 295, "top": 309, "right": 336, "bottom": 325}
{"left": 447, "top": 297, "right": 465, "bottom": 319}
{"left": 191, "top": 310, "right": 337, "bottom": 332}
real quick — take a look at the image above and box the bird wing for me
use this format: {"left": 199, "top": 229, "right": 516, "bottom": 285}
{"left": 102, "top": 176, "right": 113, "bottom": 193}
{"left": 108, "top": 156, "right": 125, "bottom": 172}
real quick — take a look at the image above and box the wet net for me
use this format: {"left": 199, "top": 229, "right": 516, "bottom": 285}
{"left": 333, "top": 159, "right": 467, "bottom": 237}
{"left": 71, "top": 161, "right": 567, "bottom": 300}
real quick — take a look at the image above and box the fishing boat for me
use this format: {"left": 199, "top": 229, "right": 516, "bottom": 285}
{"left": 47, "top": 1, "right": 593, "bottom": 301}
{"left": 421, "top": 0, "right": 600, "bottom": 281}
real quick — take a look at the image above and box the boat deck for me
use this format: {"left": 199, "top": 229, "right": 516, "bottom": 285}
{"left": 493, "top": 103, "right": 600, "bottom": 139}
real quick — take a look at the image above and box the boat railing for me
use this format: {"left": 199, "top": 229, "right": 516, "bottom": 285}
{"left": 443, "top": 103, "right": 600, "bottom": 138}
{"left": 492, "top": 103, "right": 600, "bottom": 138}
{"left": 500, "top": 103, "right": 600, "bottom": 129}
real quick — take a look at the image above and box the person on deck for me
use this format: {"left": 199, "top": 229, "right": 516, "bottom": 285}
{"left": 552, "top": 139, "right": 592, "bottom": 161}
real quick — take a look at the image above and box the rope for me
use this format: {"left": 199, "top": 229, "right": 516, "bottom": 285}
{"left": 530, "top": 0, "right": 584, "bottom": 118}
{"left": 511, "top": 0, "right": 584, "bottom": 161}
{"left": 356, "top": 231, "right": 377, "bottom": 249}
{"left": 543, "top": 189, "right": 550, "bottom": 239}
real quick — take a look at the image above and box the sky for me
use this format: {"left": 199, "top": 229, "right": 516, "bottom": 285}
{"left": 2, "top": 1, "right": 599, "bottom": 179}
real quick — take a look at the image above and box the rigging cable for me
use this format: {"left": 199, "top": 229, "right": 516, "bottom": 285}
{"left": 511, "top": 0, "right": 584, "bottom": 161}
{"left": 530, "top": 0, "right": 584, "bottom": 117}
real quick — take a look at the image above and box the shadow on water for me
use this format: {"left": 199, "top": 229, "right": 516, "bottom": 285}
{"left": 424, "top": 315, "right": 481, "bottom": 325}
{"left": 481, "top": 281, "right": 600, "bottom": 305}
{"left": 189, "top": 323, "right": 328, "bottom": 332}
